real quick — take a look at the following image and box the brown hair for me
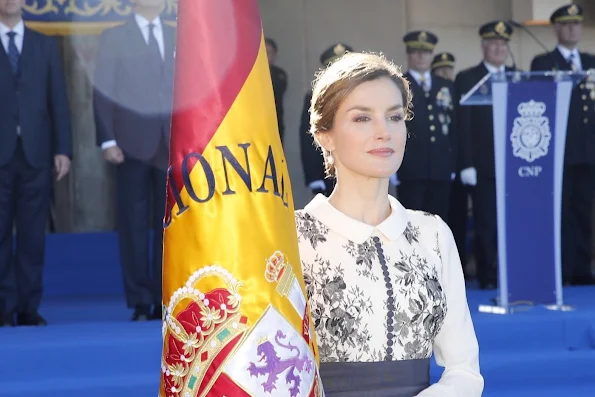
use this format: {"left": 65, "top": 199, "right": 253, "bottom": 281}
{"left": 309, "top": 52, "right": 412, "bottom": 177}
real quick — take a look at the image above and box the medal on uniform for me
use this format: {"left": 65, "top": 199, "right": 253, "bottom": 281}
{"left": 442, "top": 124, "right": 449, "bottom": 135}
{"left": 438, "top": 113, "right": 445, "bottom": 124}
{"left": 436, "top": 87, "right": 452, "bottom": 109}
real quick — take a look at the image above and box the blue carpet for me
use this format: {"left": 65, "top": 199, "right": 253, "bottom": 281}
{"left": 0, "top": 232, "right": 592, "bottom": 396}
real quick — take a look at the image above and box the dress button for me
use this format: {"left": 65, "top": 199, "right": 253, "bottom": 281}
{"left": 427, "top": 104, "right": 433, "bottom": 110}
{"left": 429, "top": 115, "right": 434, "bottom": 120}
{"left": 580, "top": 84, "right": 585, "bottom": 89}
{"left": 584, "top": 105, "right": 588, "bottom": 111}
{"left": 430, "top": 125, "right": 436, "bottom": 132}
{"left": 584, "top": 118, "right": 589, "bottom": 124}
{"left": 582, "top": 94, "right": 587, "bottom": 100}
{"left": 430, "top": 136, "right": 436, "bottom": 142}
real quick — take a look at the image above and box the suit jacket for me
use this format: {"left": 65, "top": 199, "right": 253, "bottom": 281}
{"left": 399, "top": 72, "right": 456, "bottom": 182}
{"left": 531, "top": 48, "right": 595, "bottom": 166}
{"left": 270, "top": 64, "right": 287, "bottom": 140}
{"left": 93, "top": 18, "right": 175, "bottom": 162}
{"left": 454, "top": 62, "right": 515, "bottom": 179}
{"left": 0, "top": 28, "right": 72, "bottom": 168}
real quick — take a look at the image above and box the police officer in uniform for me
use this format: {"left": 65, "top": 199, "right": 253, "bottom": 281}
{"left": 455, "top": 21, "right": 515, "bottom": 289}
{"left": 432, "top": 52, "right": 473, "bottom": 279}
{"left": 265, "top": 38, "right": 288, "bottom": 143}
{"left": 398, "top": 31, "right": 456, "bottom": 220}
{"left": 432, "top": 52, "right": 456, "bottom": 81}
{"left": 531, "top": 4, "right": 595, "bottom": 285}
{"left": 299, "top": 43, "right": 353, "bottom": 196}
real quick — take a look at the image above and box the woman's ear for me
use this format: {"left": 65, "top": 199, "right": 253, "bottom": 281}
{"left": 314, "top": 131, "right": 335, "bottom": 154}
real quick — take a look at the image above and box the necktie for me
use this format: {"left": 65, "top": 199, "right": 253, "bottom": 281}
{"left": 420, "top": 75, "right": 430, "bottom": 93}
{"left": 147, "top": 23, "right": 162, "bottom": 64}
{"left": 568, "top": 53, "right": 577, "bottom": 71}
{"left": 7, "top": 31, "right": 19, "bottom": 75}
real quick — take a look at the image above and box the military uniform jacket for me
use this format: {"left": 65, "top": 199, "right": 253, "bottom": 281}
{"left": 270, "top": 64, "right": 287, "bottom": 139}
{"left": 455, "top": 63, "right": 515, "bottom": 179}
{"left": 399, "top": 73, "right": 456, "bottom": 182}
{"left": 531, "top": 49, "right": 595, "bottom": 166}
{"left": 299, "top": 91, "right": 326, "bottom": 185}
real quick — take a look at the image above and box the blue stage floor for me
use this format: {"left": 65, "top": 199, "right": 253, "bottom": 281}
{"left": 0, "top": 287, "right": 593, "bottom": 397}
{"left": 1, "top": 232, "right": 594, "bottom": 396}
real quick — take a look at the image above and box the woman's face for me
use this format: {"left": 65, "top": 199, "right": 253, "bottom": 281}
{"left": 320, "top": 76, "right": 407, "bottom": 180}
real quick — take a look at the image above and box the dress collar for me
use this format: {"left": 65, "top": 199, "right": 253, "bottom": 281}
{"left": 303, "top": 194, "right": 409, "bottom": 244}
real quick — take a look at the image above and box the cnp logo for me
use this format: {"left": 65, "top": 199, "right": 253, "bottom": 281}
{"left": 518, "top": 166, "right": 543, "bottom": 177}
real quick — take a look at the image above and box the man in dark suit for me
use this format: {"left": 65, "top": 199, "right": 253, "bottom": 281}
{"left": 265, "top": 38, "right": 288, "bottom": 143}
{"left": 93, "top": 0, "right": 175, "bottom": 321}
{"left": 0, "top": 0, "right": 72, "bottom": 327}
{"left": 455, "top": 21, "right": 515, "bottom": 289}
{"left": 531, "top": 4, "right": 595, "bottom": 285}
{"left": 398, "top": 31, "right": 456, "bottom": 220}
{"left": 299, "top": 43, "right": 353, "bottom": 197}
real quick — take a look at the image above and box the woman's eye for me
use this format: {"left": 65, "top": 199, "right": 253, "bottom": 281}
{"left": 354, "top": 115, "right": 370, "bottom": 122}
{"left": 389, "top": 114, "right": 403, "bottom": 122}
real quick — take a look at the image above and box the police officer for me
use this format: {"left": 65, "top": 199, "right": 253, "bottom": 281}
{"left": 432, "top": 52, "right": 456, "bottom": 81}
{"left": 432, "top": 51, "right": 472, "bottom": 279}
{"left": 299, "top": 43, "right": 353, "bottom": 196}
{"left": 398, "top": 31, "right": 456, "bottom": 220}
{"left": 531, "top": 4, "right": 595, "bottom": 285}
{"left": 265, "top": 38, "right": 288, "bottom": 143}
{"left": 455, "top": 21, "right": 515, "bottom": 289}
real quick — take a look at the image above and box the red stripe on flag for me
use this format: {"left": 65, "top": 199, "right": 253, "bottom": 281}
{"left": 166, "top": 0, "right": 262, "bottom": 218}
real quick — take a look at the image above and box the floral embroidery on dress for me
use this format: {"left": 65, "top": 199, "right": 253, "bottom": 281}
{"left": 302, "top": 256, "right": 377, "bottom": 362}
{"left": 403, "top": 222, "right": 420, "bottom": 244}
{"left": 391, "top": 248, "right": 447, "bottom": 359}
{"left": 344, "top": 240, "right": 379, "bottom": 282}
{"left": 295, "top": 207, "right": 448, "bottom": 363}
{"left": 434, "top": 231, "right": 442, "bottom": 262}
{"left": 295, "top": 211, "right": 329, "bottom": 249}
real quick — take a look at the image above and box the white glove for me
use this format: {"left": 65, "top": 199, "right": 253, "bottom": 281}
{"left": 451, "top": 172, "right": 456, "bottom": 181}
{"left": 460, "top": 167, "right": 477, "bottom": 186}
{"left": 308, "top": 180, "right": 326, "bottom": 191}
{"left": 389, "top": 173, "right": 400, "bottom": 187}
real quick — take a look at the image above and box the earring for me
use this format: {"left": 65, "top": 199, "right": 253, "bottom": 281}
{"left": 327, "top": 151, "right": 334, "bottom": 165}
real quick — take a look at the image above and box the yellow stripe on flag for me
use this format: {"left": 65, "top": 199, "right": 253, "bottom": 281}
{"left": 160, "top": 1, "right": 322, "bottom": 396}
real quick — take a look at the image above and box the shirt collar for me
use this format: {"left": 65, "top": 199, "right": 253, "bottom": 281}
{"left": 304, "top": 194, "right": 409, "bottom": 244}
{"left": 483, "top": 61, "right": 505, "bottom": 73}
{"left": 557, "top": 45, "right": 579, "bottom": 60}
{"left": 0, "top": 19, "right": 24, "bottom": 37}
{"left": 134, "top": 13, "right": 162, "bottom": 30}
{"left": 409, "top": 69, "right": 431, "bottom": 85}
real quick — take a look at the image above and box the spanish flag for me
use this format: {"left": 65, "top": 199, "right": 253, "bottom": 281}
{"left": 159, "top": 1, "right": 322, "bottom": 396}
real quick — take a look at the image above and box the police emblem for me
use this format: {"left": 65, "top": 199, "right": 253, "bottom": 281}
{"left": 510, "top": 100, "right": 551, "bottom": 163}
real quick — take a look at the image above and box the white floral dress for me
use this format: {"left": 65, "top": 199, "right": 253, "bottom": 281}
{"left": 295, "top": 194, "right": 484, "bottom": 397}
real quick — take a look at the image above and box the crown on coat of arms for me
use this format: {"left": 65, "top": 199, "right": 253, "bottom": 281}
{"left": 160, "top": 266, "right": 249, "bottom": 397}
{"left": 568, "top": 4, "right": 578, "bottom": 15}
{"left": 265, "top": 251, "right": 296, "bottom": 297}
{"left": 517, "top": 100, "right": 546, "bottom": 117}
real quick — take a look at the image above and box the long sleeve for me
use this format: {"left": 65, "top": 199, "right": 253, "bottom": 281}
{"left": 93, "top": 29, "right": 117, "bottom": 147}
{"left": 416, "top": 218, "right": 484, "bottom": 397}
{"left": 48, "top": 36, "right": 72, "bottom": 158}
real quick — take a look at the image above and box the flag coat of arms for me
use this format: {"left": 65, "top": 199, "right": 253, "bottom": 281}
{"left": 159, "top": 1, "right": 322, "bottom": 396}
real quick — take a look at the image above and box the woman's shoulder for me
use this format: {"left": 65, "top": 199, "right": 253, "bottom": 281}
{"left": 402, "top": 207, "right": 447, "bottom": 233}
